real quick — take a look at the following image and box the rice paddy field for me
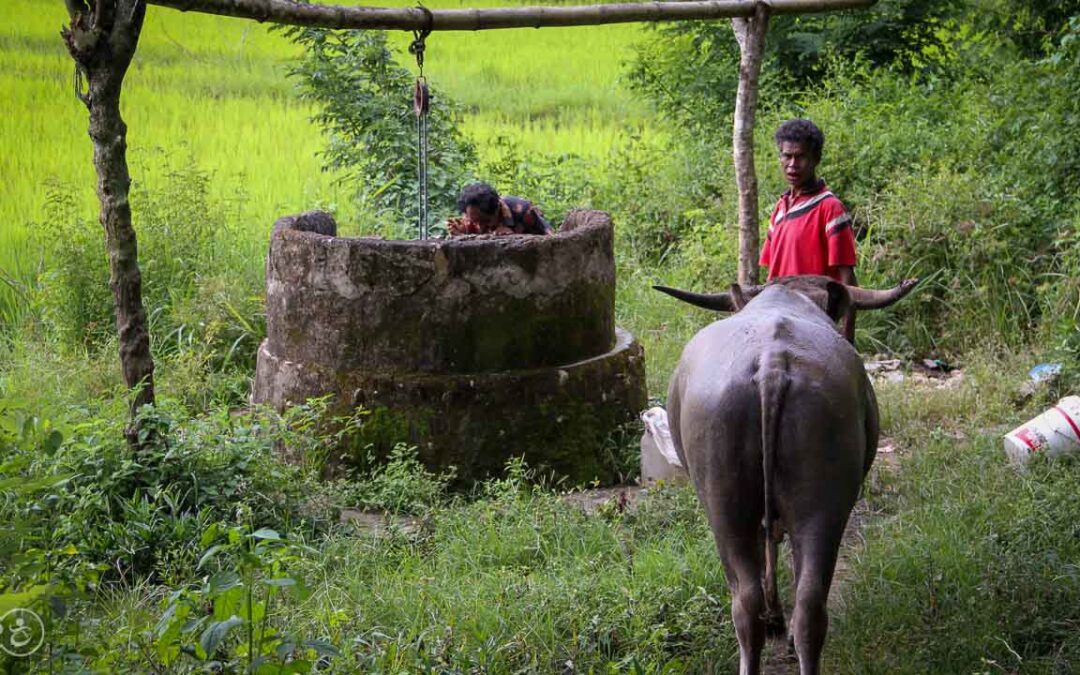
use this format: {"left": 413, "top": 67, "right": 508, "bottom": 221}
{"left": 1, "top": 0, "right": 653, "bottom": 291}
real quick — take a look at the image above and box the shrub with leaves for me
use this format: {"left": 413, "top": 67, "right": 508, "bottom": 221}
{"left": 285, "top": 28, "right": 477, "bottom": 235}
{"left": 0, "top": 398, "right": 338, "bottom": 589}
{"left": 156, "top": 523, "right": 338, "bottom": 672}
{"left": 328, "top": 443, "right": 455, "bottom": 515}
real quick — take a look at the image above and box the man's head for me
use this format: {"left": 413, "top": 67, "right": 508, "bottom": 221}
{"left": 457, "top": 182, "right": 501, "bottom": 231}
{"left": 775, "top": 119, "right": 824, "bottom": 192}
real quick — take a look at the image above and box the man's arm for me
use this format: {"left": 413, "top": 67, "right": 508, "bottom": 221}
{"left": 837, "top": 265, "right": 857, "bottom": 344}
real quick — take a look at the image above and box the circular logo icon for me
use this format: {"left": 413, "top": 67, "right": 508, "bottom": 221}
{"left": 0, "top": 608, "right": 45, "bottom": 657}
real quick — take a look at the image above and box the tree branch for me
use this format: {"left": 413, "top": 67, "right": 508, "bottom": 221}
{"left": 145, "top": 0, "right": 873, "bottom": 32}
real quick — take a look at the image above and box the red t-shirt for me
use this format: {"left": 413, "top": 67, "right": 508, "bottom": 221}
{"left": 758, "top": 181, "right": 857, "bottom": 281}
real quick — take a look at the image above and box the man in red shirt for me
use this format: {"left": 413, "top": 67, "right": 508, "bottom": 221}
{"left": 759, "top": 119, "right": 859, "bottom": 342}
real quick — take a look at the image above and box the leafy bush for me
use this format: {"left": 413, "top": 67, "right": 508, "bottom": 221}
{"left": 155, "top": 523, "right": 338, "bottom": 673}
{"left": 621, "top": 6, "right": 1080, "bottom": 357}
{"left": 29, "top": 154, "right": 266, "bottom": 406}
{"left": 478, "top": 136, "right": 596, "bottom": 228}
{"left": 327, "top": 443, "right": 455, "bottom": 515}
{"left": 32, "top": 182, "right": 112, "bottom": 348}
{"left": 285, "top": 28, "right": 477, "bottom": 235}
{"left": 0, "top": 399, "right": 333, "bottom": 591}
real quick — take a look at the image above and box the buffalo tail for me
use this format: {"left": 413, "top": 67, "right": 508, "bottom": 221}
{"left": 759, "top": 351, "right": 789, "bottom": 637}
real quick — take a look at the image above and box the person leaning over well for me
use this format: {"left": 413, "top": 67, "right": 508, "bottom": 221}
{"left": 447, "top": 182, "right": 552, "bottom": 236}
{"left": 759, "top": 118, "right": 859, "bottom": 343}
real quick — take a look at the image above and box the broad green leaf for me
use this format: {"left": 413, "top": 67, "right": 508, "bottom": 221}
{"left": 43, "top": 430, "right": 63, "bottom": 455}
{"left": 200, "top": 522, "right": 220, "bottom": 549}
{"left": 206, "top": 570, "right": 242, "bottom": 595}
{"left": 250, "top": 528, "right": 282, "bottom": 541}
{"left": 263, "top": 576, "right": 296, "bottom": 588}
{"left": 301, "top": 639, "right": 341, "bottom": 657}
{"left": 197, "top": 544, "right": 226, "bottom": 570}
{"left": 198, "top": 615, "right": 244, "bottom": 658}
{"left": 213, "top": 586, "right": 245, "bottom": 621}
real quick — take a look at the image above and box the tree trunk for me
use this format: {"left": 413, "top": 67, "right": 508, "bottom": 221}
{"left": 147, "top": 0, "right": 870, "bottom": 32}
{"left": 63, "top": 0, "right": 155, "bottom": 445}
{"left": 731, "top": 2, "right": 770, "bottom": 286}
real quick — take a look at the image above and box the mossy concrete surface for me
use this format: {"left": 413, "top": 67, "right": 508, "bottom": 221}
{"left": 254, "top": 327, "right": 647, "bottom": 484}
{"left": 263, "top": 210, "right": 615, "bottom": 374}
{"left": 253, "top": 209, "right": 647, "bottom": 484}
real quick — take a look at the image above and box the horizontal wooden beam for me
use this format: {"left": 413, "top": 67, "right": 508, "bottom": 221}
{"left": 146, "top": 0, "right": 874, "bottom": 32}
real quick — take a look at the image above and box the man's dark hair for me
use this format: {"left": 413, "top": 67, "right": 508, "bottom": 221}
{"left": 774, "top": 119, "right": 825, "bottom": 159}
{"left": 457, "top": 182, "right": 501, "bottom": 215}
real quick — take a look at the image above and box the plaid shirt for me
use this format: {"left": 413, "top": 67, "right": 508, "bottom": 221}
{"left": 448, "top": 196, "right": 552, "bottom": 235}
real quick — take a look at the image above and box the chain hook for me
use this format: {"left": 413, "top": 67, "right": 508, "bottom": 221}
{"left": 408, "top": 5, "right": 434, "bottom": 77}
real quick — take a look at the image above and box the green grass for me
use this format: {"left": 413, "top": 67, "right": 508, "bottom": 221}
{"left": 8, "top": 351, "right": 1078, "bottom": 673}
{"left": 826, "top": 358, "right": 1080, "bottom": 673}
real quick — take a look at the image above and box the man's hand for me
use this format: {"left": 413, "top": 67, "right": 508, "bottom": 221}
{"left": 447, "top": 217, "right": 477, "bottom": 236}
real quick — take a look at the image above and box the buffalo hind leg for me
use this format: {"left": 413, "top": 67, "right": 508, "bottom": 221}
{"left": 789, "top": 529, "right": 843, "bottom": 675}
{"left": 719, "top": 536, "right": 767, "bottom": 675}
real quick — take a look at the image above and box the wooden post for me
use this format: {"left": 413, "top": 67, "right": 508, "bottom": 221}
{"left": 63, "top": 0, "right": 156, "bottom": 446}
{"left": 732, "top": 1, "right": 770, "bottom": 286}
{"left": 146, "top": 0, "right": 873, "bottom": 31}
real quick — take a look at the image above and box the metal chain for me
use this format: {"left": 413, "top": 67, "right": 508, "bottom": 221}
{"left": 416, "top": 89, "right": 429, "bottom": 240}
{"left": 409, "top": 6, "right": 434, "bottom": 240}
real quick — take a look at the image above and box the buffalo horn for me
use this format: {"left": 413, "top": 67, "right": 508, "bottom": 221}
{"left": 845, "top": 279, "right": 919, "bottom": 309}
{"left": 652, "top": 285, "right": 736, "bottom": 312}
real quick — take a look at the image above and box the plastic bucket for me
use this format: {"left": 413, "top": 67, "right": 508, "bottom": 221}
{"left": 1003, "top": 395, "right": 1080, "bottom": 464}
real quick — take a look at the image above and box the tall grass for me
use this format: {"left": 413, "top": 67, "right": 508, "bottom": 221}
{"left": 827, "top": 357, "right": 1080, "bottom": 672}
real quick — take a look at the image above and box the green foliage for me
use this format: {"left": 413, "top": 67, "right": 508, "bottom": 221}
{"left": 628, "top": 0, "right": 1080, "bottom": 132}
{"left": 622, "top": 5, "right": 1080, "bottom": 359}
{"left": 155, "top": 523, "right": 337, "bottom": 672}
{"left": 32, "top": 181, "right": 111, "bottom": 348}
{"left": 772, "top": 37, "right": 1080, "bottom": 355}
{"left": 285, "top": 28, "right": 477, "bottom": 235}
{"left": 328, "top": 443, "right": 456, "bottom": 515}
{"left": 830, "top": 435, "right": 1080, "bottom": 673}
{"left": 0, "top": 399, "right": 332, "bottom": 589}
{"left": 479, "top": 136, "right": 596, "bottom": 228}
{"left": 29, "top": 154, "right": 266, "bottom": 406}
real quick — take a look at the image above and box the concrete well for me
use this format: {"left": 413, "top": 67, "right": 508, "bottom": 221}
{"left": 252, "top": 209, "right": 647, "bottom": 484}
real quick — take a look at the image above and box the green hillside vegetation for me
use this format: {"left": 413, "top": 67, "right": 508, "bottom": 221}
{"left": 2, "top": 0, "right": 1080, "bottom": 671}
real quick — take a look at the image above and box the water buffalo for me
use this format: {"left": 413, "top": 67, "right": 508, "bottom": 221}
{"left": 655, "top": 275, "right": 916, "bottom": 675}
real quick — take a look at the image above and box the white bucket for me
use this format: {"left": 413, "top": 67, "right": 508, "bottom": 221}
{"left": 1003, "top": 395, "right": 1080, "bottom": 464}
